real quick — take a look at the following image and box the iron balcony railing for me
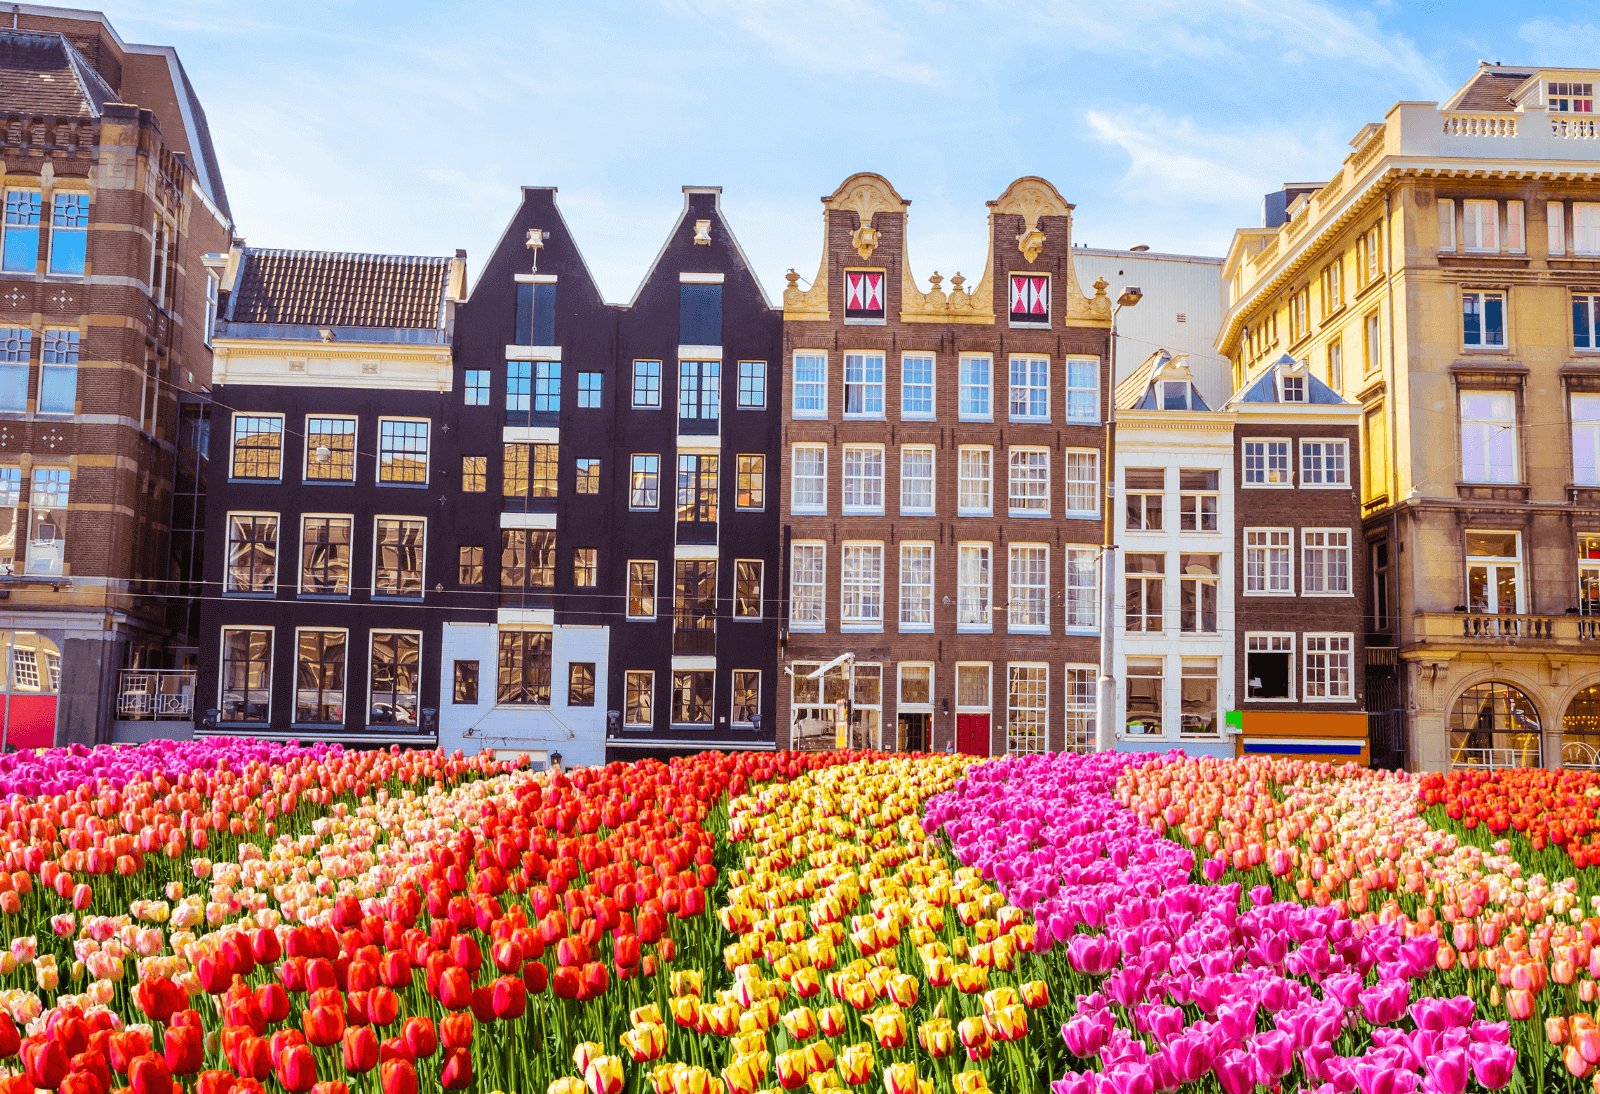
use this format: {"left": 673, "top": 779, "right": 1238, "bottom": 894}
{"left": 116, "top": 670, "right": 195, "bottom": 720}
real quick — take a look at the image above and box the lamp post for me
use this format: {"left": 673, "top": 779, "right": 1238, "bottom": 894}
{"left": 1096, "top": 287, "right": 1143, "bottom": 752}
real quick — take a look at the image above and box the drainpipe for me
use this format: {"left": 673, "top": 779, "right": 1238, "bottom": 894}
{"left": 1097, "top": 288, "right": 1142, "bottom": 751}
{"left": 1383, "top": 193, "right": 1406, "bottom": 767}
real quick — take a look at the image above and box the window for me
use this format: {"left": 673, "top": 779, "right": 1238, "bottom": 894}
{"left": 464, "top": 370, "right": 490, "bottom": 406}
{"left": 900, "top": 446, "right": 934, "bottom": 513}
{"left": 1008, "top": 448, "right": 1049, "bottom": 515}
{"left": 736, "top": 455, "right": 764, "bottom": 510}
{"left": 1179, "top": 555, "right": 1218, "bottom": 633}
{"left": 1577, "top": 395, "right": 1600, "bottom": 484}
{"left": 453, "top": 661, "right": 479, "bottom": 704}
{"left": 458, "top": 545, "right": 483, "bottom": 586}
{"left": 503, "top": 443, "right": 528, "bottom": 499}
{"left": 567, "top": 663, "right": 596, "bottom": 707}
{"left": 680, "top": 283, "right": 722, "bottom": 344}
{"left": 1009, "top": 356, "right": 1048, "bottom": 421}
{"left": 1243, "top": 440, "right": 1291, "bottom": 486}
{"left": 1289, "top": 288, "right": 1309, "bottom": 344}
{"left": 844, "top": 270, "right": 885, "bottom": 322}
{"left": 37, "top": 329, "right": 76, "bottom": 414}
{"left": 1328, "top": 340, "right": 1343, "bottom": 391}
{"left": 374, "top": 518, "right": 425, "bottom": 598}
{"left": 625, "top": 671, "right": 653, "bottom": 726}
{"left": 792, "top": 352, "right": 826, "bottom": 417}
{"left": 791, "top": 445, "right": 825, "bottom": 513}
{"left": 520, "top": 443, "right": 559, "bottom": 498}
{"left": 515, "top": 282, "right": 556, "bottom": 345}
{"left": 733, "top": 671, "right": 760, "bottom": 724}
{"left": 1507, "top": 201, "right": 1525, "bottom": 253}
{"left": 1321, "top": 260, "right": 1343, "bottom": 313}
{"left": 1362, "top": 225, "right": 1382, "bottom": 282}
{"left": 959, "top": 355, "right": 992, "bottom": 420}
{"left": 628, "top": 561, "right": 657, "bottom": 619}
{"left": 954, "top": 666, "right": 991, "bottom": 719}
{"left": 676, "top": 454, "right": 718, "bottom": 528}
{"left": 1304, "top": 634, "right": 1353, "bottom": 701}
{"left": 1181, "top": 660, "right": 1218, "bottom": 736}
{"left": 304, "top": 417, "right": 356, "bottom": 482}
{"left": 0, "top": 328, "right": 28, "bottom": 412}
{"left": 25, "top": 466, "right": 66, "bottom": 577}
{"left": 1552, "top": 201, "right": 1568, "bottom": 256}
{"left": 1462, "top": 200, "right": 1498, "bottom": 252}
{"left": 790, "top": 542, "right": 825, "bottom": 628}
{"left": 506, "top": 362, "right": 531, "bottom": 420}
{"left": 231, "top": 414, "right": 283, "bottom": 480}
{"left": 534, "top": 362, "right": 561, "bottom": 413}
{"left": 1006, "top": 665, "right": 1048, "bottom": 754}
{"left": 368, "top": 632, "right": 420, "bottom": 725}
{"left": 957, "top": 543, "right": 992, "bottom": 629}
{"left": 497, "top": 630, "right": 551, "bottom": 704}
{"left": 1161, "top": 380, "right": 1192, "bottom": 411}
{"left": 1245, "top": 530, "right": 1293, "bottom": 595}
{"left": 300, "top": 516, "right": 351, "bottom": 595}
{"left": 901, "top": 353, "right": 934, "bottom": 418}
{"left": 734, "top": 560, "right": 762, "bottom": 619}
{"left": 572, "top": 547, "right": 597, "bottom": 587}
{"left": 1065, "top": 547, "right": 1097, "bottom": 629}
{"left": 1550, "top": 81, "right": 1595, "bottom": 112}
{"left": 1009, "top": 274, "right": 1050, "bottom": 326}
{"left": 1578, "top": 294, "right": 1600, "bottom": 350}
{"left": 149, "top": 216, "right": 171, "bottom": 306}
{"left": 575, "top": 458, "right": 600, "bottom": 495}
{"left": 633, "top": 361, "right": 662, "bottom": 408}
{"left": 842, "top": 446, "right": 884, "bottom": 512}
{"left": 844, "top": 353, "right": 885, "bottom": 417}
{"left": 2, "top": 191, "right": 40, "bottom": 273}
{"left": 1365, "top": 406, "right": 1388, "bottom": 500}
{"left": 958, "top": 447, "right": 992, "bottom": 515}
{"left": 1125, "top": 553, "right": 1163, "bottom": 632}
{"left": 737, "top": 361, "right": 766, "bottom": 409}
{"left": 1063, "top": 666, "right": 1096, "bottom": 753}
{"left": 1008, "top": 545, "right": 1048, "bottom": 631}
{"left": 630, "top": 454, "right": 660, "bottom": 509}
{"left": 840, "top": 543, "right": 884, "bottom": 627}
{"left": 1301, "top": 440, "right": 1348, "bottom": 486}
{"left": 900, "top": 664, "right": 932, "bottom": 710}
{"left": 672, "top": 671, "right": 714, "bottom": 724}
{"left": 500, "top": 529, "right": 556, "bottom": 594}
{"left": 1364, "top": 311, "right": 1381, "bottom": 375}
{"left": 899, "top": 543, "right": 933, "bottom": 629}
{"left": 1302, "top": 530, "right": 1352, "bottom": 596}
{"left": 1179, "top": 470, "right": 1219, "bottom": 530}
{"left": 294, "top": 630, "right": 345, "bottom": 725}
{"left": 1125, "top": 468, "right": 1163, "bottom": 530}
{"left": 1467, "top": 530, "right": 1522, "bottom": 615}
{"left": 1460, "top": 391, "right": 1517, "bottom": 483}
{"left": 1372, "top": 540, "right": 1392, "bottom": 631}
{"left": 226, "top": 513, "right": 277, "bottom": 594}
{"left": 219, "top": 629, "right": 271, "bottom": 723}
{"left": 679, "top": 360, "right": 720, "bottom": 427}
{"left": 1125, "top": 659, "right": 1162, "bottom": 737}
{"left": 1584, "top": 536, "right": 1600, "bottom": 617}
{"left": 378, "top": 420, "right": 428, "bottom": 484}
{"left": 1064, "top": 451, "right": 1099, "bottom": 516}
{"left": 1246, "top": 634, "right": 1294, "bottom": 700}
{"left": 1578, "top": 204, "right": 1600, "bottom": 255}
{"left": 1281, "top": 374, "right": 1305, "bottom": 402}
{"left": 0, "top": 466, "right": 20, "bottom": 572}
{"left": 1462, "top": 290, "right": 1506, "bottom": 349}
{"left": 567, "top": 371, "right": 600, "bottom": 411}
{"left": 462, "top": 456, "right": 487, "bottom": 493}
{"left": 1065, "top": 358, "right": 1098, "bottom": 424}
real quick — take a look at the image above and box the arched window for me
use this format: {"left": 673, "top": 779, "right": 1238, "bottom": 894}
{"left": 1563, "top": 684, "right": 1600, "bottom": 769}
{"left": 1450, "top": 681, "right": 1541, "bottom": 768}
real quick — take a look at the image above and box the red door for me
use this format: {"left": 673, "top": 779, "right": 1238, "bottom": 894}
{"left": 956, "top": 714, "right": 989, "bottom": 757}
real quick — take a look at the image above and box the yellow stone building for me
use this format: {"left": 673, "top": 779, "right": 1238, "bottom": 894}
{"left": 1218, "top": 64, "right": 1600, "bottom": 773}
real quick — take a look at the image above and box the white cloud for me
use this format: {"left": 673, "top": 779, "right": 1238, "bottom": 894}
{"left": 1518, "top": 18, "right": 1600, "bottom": 66}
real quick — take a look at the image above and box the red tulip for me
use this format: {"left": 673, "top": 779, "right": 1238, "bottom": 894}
{"left": 436, "top": 967, "right": 471, "bottom": 1012}
{"left": 523, "top": 960, "right": 549, "bottom": 994}
{"left": 198, "top": 955, "right": 234, "bottom": 996}
{"left": 311, "top": 1084, "right": 349, "bottom": 1094}
{"left": 162, "top": 1027, "right": 203, "bottom": 1076}
{"left": 438, "top": 1015, "right": 472, "bottom": 1052}
{"left": 581, "top": 961, "right": 610, "bottom": 999}
{"left": 378, "top": 952, "right": 411, "bottom": 990}
{"left": 23, "top": 1039, "right": 69, "bottom": 1090}
{"left": 341, "top": 1028, "right": 378, "bottom": 1075}
{"left": 107, "top": 1033, "right": 148, "bottom": 1076}
{"left": 448, "top": 936, "right": 481, "bottom": 975}
{"left": 234, "top": 1037, "right": 271, "bottom": 1082}
{"left": 556, "top": 937, "right": 588, "bottom": 968}
{"left": 132, "top": 977, "right": 186, "bottom": 1024}
{"left": 305, "top": 959, "right": 337, "bottom": 993}
{"left": 366, "top": 987, "right": 400, "bottom": 1028}
{"left": 0, "top": 1076, "right": 34, "bottom": 1094}
{"left": 126, "top": 1054, "right": 172, "bottom": 1094}
{"left": 67, "top": 1053, "right": 107, "bottom": 1094}
{"left": 400, "top": 1018, "right": 436, "bottom": 1061}
{"left": 613, "top": 935, "right": 641, "bottom": 969}
{"left": 50, "top": 1017, "right": 87, "bottom": 1059}
{"left": 0, "top": 1014, "right": 18, "bottom": 1059}
{"left": 552, "top": 966, "right": 581, "bottom": 999}
{"left": 278, "top": 958, "right": 308, "bottom": 994}
{"left": 491, "top": 976, "right": 527, "bottom": 1020}
{"left": 301, "top": 1008, "right": 344, "bottom": 1050}
{"left": 57, "top": 1074, "right": 99, "bottom": 1094}
{"left": 469, "top": 987, "right": 496, "bottom": 1024}
{"left": 346, "top": 961, "right": 376, "bottom": 995}
{"left": 268, "top": 1032, "right": 306, "bottom": 1070}
{"left": 194, "top": 1071, "right": 234, "bottom": 1094}
{"left": 379, "top": 1058, "right": 417, "bottom": 1094}
{"left": 377, "top": 1040, "right": 413, "bottom": 1066}
{"left": 275, "top": 1045, "right": 316, "bottom": 1094}
{"left": 251, "top": 929, "right": 281, "bottom": 965}
{"left": 438, "top": 1049, "right": 472, "bottom": 1091}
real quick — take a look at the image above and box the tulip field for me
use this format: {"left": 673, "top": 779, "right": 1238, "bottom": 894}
{"left": 11, "top": 742, "right": 1600, "bottom": 1094}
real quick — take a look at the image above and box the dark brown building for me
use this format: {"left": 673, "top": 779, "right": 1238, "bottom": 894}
{"left": 777, "top": 174, "right": 1113, "bottom": 757}
{"left": 0, "top": 8, "right": 232, "bottom": 745}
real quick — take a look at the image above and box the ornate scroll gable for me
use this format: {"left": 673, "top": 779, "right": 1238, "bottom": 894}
{"left": 992, "top": 176, "right": 1111, "bottom": 325}
{"left": 783, "top": 173, "right": 908, "bottom": 322}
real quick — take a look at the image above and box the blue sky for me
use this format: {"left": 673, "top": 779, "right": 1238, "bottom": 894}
{"left": 108, "top": 0, "right": 1600, "bottom": 303}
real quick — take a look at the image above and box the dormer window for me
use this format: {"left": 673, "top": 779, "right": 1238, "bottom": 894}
{"left": 1550, "top": 82, "right": 1594, "bottom": 113}
{"left": 1162, "top": 381, "right": 1190, "bottom": 410}
{"left": 1281, "top": 376, "right": 1305, "bottom": 402}
{"left": 844, "top": 270, "right": 885, "bottom": 323}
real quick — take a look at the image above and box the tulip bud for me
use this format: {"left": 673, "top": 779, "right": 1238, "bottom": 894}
{"left": 379, "top": 1058, "right": 418, "bottom": 1094}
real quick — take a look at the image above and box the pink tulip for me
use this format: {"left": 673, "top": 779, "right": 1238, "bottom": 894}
{"left": 1468, "top": 1043, "right": 1516, "bottom": 1091}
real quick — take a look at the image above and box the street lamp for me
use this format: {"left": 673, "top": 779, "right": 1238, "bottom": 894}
{"left": 1096, "top": 286, "right": 1143, "bottom": 753}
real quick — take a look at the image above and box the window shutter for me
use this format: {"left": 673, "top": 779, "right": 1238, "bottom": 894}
{"left": 1438, "top": 198, "right": 1454, "bottom": 251}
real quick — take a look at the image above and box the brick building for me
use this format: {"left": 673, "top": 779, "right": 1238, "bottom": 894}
{"left": 777, "top": 174, "right": 1113, "bottom": 756}
{"left": 0, "top": 8, "right": 231, "bottom": 745}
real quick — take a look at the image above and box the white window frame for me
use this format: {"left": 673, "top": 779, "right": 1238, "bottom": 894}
{"left": 840, "top": 541, "right": 884, "bottom": 630}
{"left": 1462, "top": 290, "right": 1507, "bottom": 350}
{"left": 732, "top": 669, "right": 760, "bottom": 725}
{"left": 292, "top": 626, "right": 349, "bottom": 727}
{"left": 1005, "top": 663, "right": 1049, "bottom": 755}
{"left": 900, "top": 352, "right": 935, "bottom": 420}
{"left": 792, "top": 351, "right": 827, "bottom": 419}
{"left": 1008, "top": 355, "right": 1050, "bottom": 423}
{"left": 957, "top": 446, "right": 993, "bottom": 516}
{"left": 1007, "top": 447, "right": 1050, "bottom": 517}
{"left": 956, "top": 542, "right": 992, "bottom": 632}
{"left": 1576, "top": 203, "right": 1600, "bottom": 255}
{"left": 841, "top": 444, "right": 885, "bottom": 514}
{"left": 229, "top": 413, "right": 285, "bottom": 482}
{"left": 1178, "top": 470, "right": 1220, "bottom": 532}
{"left": 376, "top": 417, "right": 430, "bottom": 486}
{"left": 1245, "top": 528, "right": 1293, "bottom": 596}
{"left": 736, "top": 361, "right": 767, "bottom": 410}
{"left": 1179, "top": 556, "right": 1220, "bottom": 633}
{"left": 898, "top": 662, "right": 935, "bottom": 709}
{"left": 632, "top": 360, "right": 663, "bottom": 409}
{"left": 629, "top": 454, "right": 661, "bottom": 511}
{"left": 1303, "top": 633, "right": 1354, "bottom": 702}
{"left": 1301, "top": 528, "right": 1352, "bottom": 596}
{"left": 955, "top": 662, "right": 992, "bottom": 713}
{"left": 366, "top": 629, "right": 423, "bottom": 728}
{"left": 898, "top": 542, "right": 934, "bottom": 632}
{"left": 1459, "top": 390, "right": 1518, "bottom": 484}
{"left": 303, "top": 414, "right": 359, "bottom": 483}
{"left": 1007, "top": 543, "right": 1049, "bottom": 633}
{"left": 1466, "top": 530, "right": 1524, "bottom": 615}
{"left": 958, "top": 354, "right": 992, "bottom": 422}
{"left": 1507, "top": 200, "right": 1525, "bottom": 254}
{"left": 899, "top": 445, "right": 935, "bottom": 515}
{"left": 1245, "top": 632, "right": 1296, "bottom": 703}
{"left": 734, "top": 558, "right": 763, "bottom": 621}
{"left": 1, "top": 189, "right": 41, "bottom": 275}
{"left": 1064, "top": 356, "right": 1100, "bottom": 425}
{"left": 624, "top": 670, "right": 654, "bottom": 726}
{"left": 1575, "top": 294, "right": 1600, "bottom": 352}
{"left": 46, "top": 191, "right": 87, "bottom": 278}
{"left": 298, "top": 512, "right": 353, "bottom": 597}
{"left": 224, "top": 510, "right": 279, "bottom": 595}
{"left": 1063, "top": 450, "right": 1100, "bottom": 517}
{"left": 627, "top": 559, "right": 658, "bottom": 621}
{"left": 843, "top": 352, "right": 885, "bottom": 419}
{"left": 1462, "top": 199, "right": 1498, "bottom": 253}
{"left": 204, "top": 270, "right": 219, "bottom": 348}
{"left": 218, "top": 625, "right": 274, "bottom": 726}
{"left": 1242, "top": 439, "right": 1292, "bottom": 487}
{"left": 1064, "top": 546, "right": 1098, "bottom": 631}
{"left": 1438, "top": 198, "right": 1455, "bottom": 252}
{"left": 1551, "top": 201, "right": 1567, "bottom": 256}
{"left": 1299, "top": 439, "right": 1349, "bottom": 487}
{"left": 371, "top": 515, "right": 427, "bottom": 600}
{"left": 789, "top": 541, "right": 826, "bottom": 630}
{"left": 1062, "top": 664, "right": 1096, "bottom": 754}
{"left": 790, "top": 444, "right": 827, "bottom": 514}
{"left": 1574, "top": 393, "right": 1600, "bottom": 486}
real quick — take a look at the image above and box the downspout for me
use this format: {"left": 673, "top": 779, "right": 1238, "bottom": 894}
{"left": 1096, "top": 321, "right": 1118, "bottom": 752}
{"left": 1384, "top": 192, "right": 1405, "bottom": 765}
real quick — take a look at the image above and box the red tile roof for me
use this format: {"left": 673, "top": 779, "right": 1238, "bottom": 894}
{"left": 230, "top": 250, "right": 451, "bottom": 329}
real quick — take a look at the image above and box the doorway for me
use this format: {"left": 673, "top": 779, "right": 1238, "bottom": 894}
{"left": 898, "top": 712, "right": 930, "bottom": 752}
{"left": 956, "top": 713, "right": 989, "bottom": 757}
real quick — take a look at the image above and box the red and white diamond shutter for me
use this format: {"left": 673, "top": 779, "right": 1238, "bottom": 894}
{"left": 845, "top": 270, "right": 885, "bottom": 320}
{"left": 1010, "top": 275, "right": 1049, "bottom": 323}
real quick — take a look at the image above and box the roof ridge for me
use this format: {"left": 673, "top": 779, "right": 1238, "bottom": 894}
{"left": 243, "top": 247, "right": 452, "bottom": 263}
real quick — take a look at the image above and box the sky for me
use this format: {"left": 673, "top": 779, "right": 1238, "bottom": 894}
{"left": 102, "top": 0, "right": 1600, "bottom": 304}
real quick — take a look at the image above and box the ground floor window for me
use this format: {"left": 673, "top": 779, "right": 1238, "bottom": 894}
{"left": 221, "top": 628, "right": 271, "bottom": 724}
{"left": 294, "top": 629, "right": 345, "bottom": 725}
{"left": 1450, "top": 680, "right": 1541, "bottom": 768}
{"left": 1006, "top": 664, "right": 1047, "bottom": 754}
{"left": 1246, "top": 633, "right": 1294, "bottom": 700}
{"left": 1125, "top": 658, "right": 1162, "bottom": 737}
{"left": 625, "top": 671, "right": 653, "bottom": 725}
{"left": 1180, "top": 658, "right": 1217, "bottom": 737}
{"left": 368, "top": 632, "right": 419, "bottom": 726}
{"left": 497, "top": 629, "right": 551, "bottom": 705}
{"left": 1063, "top": 665, "right": 1095, "bottom": 753}
{"left": 672, "top": 670, "right": 713, "bottom": 724}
